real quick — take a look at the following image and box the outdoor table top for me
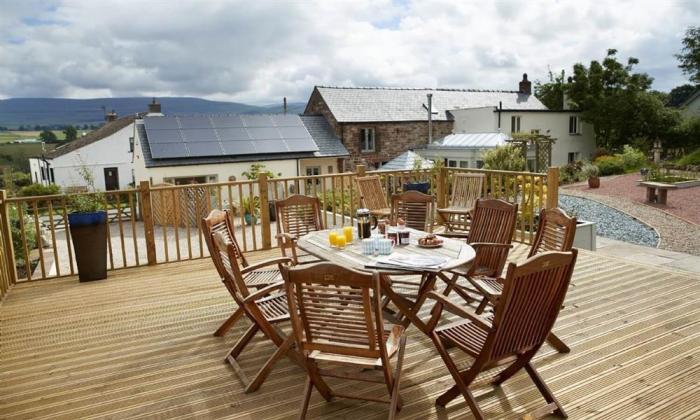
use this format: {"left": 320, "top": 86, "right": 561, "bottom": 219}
{"left": 297, "top": 227, "right": 475, "bottom": 274}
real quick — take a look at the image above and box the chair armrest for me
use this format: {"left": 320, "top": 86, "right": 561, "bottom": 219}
{"left": 470, "top": 242, "right": 513, "bottom": 250}
{"left": 276, "top": 232, "right": 298, "bottom": 241}
{"left": 241, "top": 257, "right": 292, "bottom": 274}
{"left": 425, "top": 291, "right": 492, "bottom": 330}
{"left": 241, "top": 282, "right": 285, "bottom": 304}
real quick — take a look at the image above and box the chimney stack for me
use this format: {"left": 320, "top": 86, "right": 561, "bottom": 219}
{"left": 283, "top": 97, "right": 287, "bottom": 114}
{"left": 427, "top": 93, "right": 433, "bottom": 144}
{"left": 519, "top": 73, "right": 532, "bottom": 95}
{"left": 105, "top": 110, "right": 118, "bottom": 122}
{"left": 148, "top": 97, "right": 161, "bottom": 114}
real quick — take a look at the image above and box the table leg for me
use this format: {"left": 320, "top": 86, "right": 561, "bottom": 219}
{"left": 658, "top": 188, "right": 668, "bottom": 205}
{"left": 380, "top": 273, "right": 439, "bottom": 334}
{"left": 646, "top": 187, "right": 656, "bottom": 203}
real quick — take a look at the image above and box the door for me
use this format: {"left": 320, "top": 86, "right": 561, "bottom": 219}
{"left": 104, "top": 167, "right": 119, "bottom": 191}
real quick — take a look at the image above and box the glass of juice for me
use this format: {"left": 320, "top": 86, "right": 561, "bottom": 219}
{"left": 328, "top": 230, "right": 338, "bottom": 247}
{"left": 343, "top": 226, "right": 353, "bottom": 243}
{"left": 335, "top": 233, "right": 347, "bottom": 249}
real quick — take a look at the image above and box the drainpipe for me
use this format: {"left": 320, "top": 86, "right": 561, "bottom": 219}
{"left": 427, "top": 93, "right": 433, "bottom": 144}
{"left": 498, "top": 101, "right": 502, "bottom": 130}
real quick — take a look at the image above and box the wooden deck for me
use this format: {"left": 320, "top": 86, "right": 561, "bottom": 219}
{"left": 1, "top": 245, "right": 698, "bottom": 419}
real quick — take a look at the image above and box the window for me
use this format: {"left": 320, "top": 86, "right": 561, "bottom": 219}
{"left": 327, "top": 165, "right": 334, "bottom": 174}
{"left": 163, "top": 175, "right": 217, "bottom": 185}
{"left": 527, "top": 159, "right": 536, "bottom": 172}
{"left": 476, "top": 160, "right": 484, "bottom": 169}
{"left": 306, "top": 166, "right": 321, "bottom": 187}
{"left": 569, "top": 116, "right": 581, "bottom": 134}
{"left": 448, "top": 160, "right": 457, "bottom": 167}
{"left": 510, "top": 116, "right": 521, "bottom": 133}
{"left": 530, "top": 129, "right": 540, "bottom": 135}
{"left": 50, "top": 168, "right": 55, "bottom": 183}
{"left": 459, "top": 161, "right": 469, "bottom": 168}
{"left": 360, "top": 128, "right": 375, "bottom": 152}
{"left": 567, "top": 152, "right": 579, "bottom": 164}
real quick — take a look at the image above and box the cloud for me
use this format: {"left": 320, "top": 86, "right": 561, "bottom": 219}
{"left": 0, "top": 0, "right": 697, "bottom": 103}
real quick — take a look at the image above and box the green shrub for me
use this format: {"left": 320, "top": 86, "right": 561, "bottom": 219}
{"left": 581, "top": 163, "right": 600, "bottom": 178}
{"left": 9, "top": 204, "right": 36, "bottom": 267}
{"left": 482, "top": 144, "right": 525, "bottom": 171}
{"left": 559, "top": 161, "right": 584, "bottom": 184}
{"left": 617, "top": 145, "right": 648, "bottom": 170}
{"left": 677, "top": 148, "right": 700, "bottom": 166}
{"left": 18, "top": 183, "right": 61, "bottom": 197}
{"left": 594, "top": 155, "right": 625, "bottom": 176}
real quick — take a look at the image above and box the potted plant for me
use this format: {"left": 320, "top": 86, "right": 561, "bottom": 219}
{"left": 581, "top": 163, "right": 600, "bottom": 188}
{"left": 404, "top": 156, "right": 431, "bottom": 194}
{"left": 67, "top": 166, "right": 107, "bottom": 281}
{"left": 240, "top": 196, "right": 260, "bottom": 225}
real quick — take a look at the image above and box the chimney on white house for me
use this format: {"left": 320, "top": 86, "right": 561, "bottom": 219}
{"left": 105, "top": 110, "right": 118, "bottom": 122}
{"left": 148, "top": 98, "right": 161, "bottom": 114}
{"left": 519, "top": 73, "right": 532, "bottom": 95}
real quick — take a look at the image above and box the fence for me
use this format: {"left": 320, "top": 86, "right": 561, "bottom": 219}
{"left": 0, "top": 166, "right": 559, "bottom": 284}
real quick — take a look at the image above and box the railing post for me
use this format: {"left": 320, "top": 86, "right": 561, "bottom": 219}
{"left": 0, "top": 189, "right": 17, "bottom": 286}
{"left": 546, "top": 166, "right": 559, "bottom": 209}
{"left": 436, "top": 167, "right": 447, "bottom": 223}
{"left": 139, "top": 181, "right": 157, "bottom": 265}
{"left": 357, "top": 165, "right": 366, "bottom": 177}
{"left": 258, "top": 173, "right": 272, "bottom": 250}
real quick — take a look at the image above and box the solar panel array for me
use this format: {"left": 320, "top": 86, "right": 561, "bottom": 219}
{"left": 143, "top": 115, "right": 319, "bottom": 159}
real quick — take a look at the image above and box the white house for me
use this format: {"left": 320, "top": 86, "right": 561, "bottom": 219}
{"left": 681, "top": 89, "right": 700, "bottom": 117}
{"left": 28, "top": 114, "right": 136, "bottom": 191}
{"left": 132, "top": 113, "right": 349, "bottom": 185}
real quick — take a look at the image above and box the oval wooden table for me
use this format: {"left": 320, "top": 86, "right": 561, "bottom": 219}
{"left": 297, "top": 228, "right": 475, "bottom": 333}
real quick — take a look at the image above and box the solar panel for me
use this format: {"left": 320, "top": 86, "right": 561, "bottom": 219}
{"left": 271, "top": 114, "right": 301, "bottom": 126}
{"left": 186, "top": 141, "right": 224, "bottom": 157}
{"left": 144, "top": 117, "right": 179, "bottom": 130}
{"left": 210, "top": 115, "right": 244, "bottom": 128}
{"left": 217, "top": 127, "right": 250, "bottom": 142}
{"left": 278, "top": 126, "right": 310, "bottom": 139}
{"left": 180, "top": 128, "right": 219, "bottom": 142}
{"left": 255, "top": 140, "right": 286, "bottom": 154}
{"left": 147, "top": 130, "right": 182, "bottom": 144}
{"left": 149, "top": 142, "right": 189, "bottom": 159}
{"left": 247, "top": 127, "right": 281, "bottom": 140}
{"left": 241, "top": 114, "right": 273, "bottom": 127}
{"left": 222, "top": 141, "right": 257, "bottom": 155}
{"left": 178, "top": 116, "right": 213, "bottom": 129}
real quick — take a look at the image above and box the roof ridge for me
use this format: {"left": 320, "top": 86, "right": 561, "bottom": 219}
{"left": 315, "top": 85, "right": 520, "bottom": 93}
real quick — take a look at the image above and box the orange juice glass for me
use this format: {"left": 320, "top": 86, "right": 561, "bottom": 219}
{"left": 328, "top": 231, "right": 338, "bottom": 247}
{"left": 343, "top": 226, "right": 353, "bottom": 243}
{"left": 335, "top": 234, "right": 347, "bottom": 249}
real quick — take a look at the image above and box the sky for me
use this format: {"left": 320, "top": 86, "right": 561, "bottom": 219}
{"left": 1, "top": 0, "right": 698, "bottom": 104}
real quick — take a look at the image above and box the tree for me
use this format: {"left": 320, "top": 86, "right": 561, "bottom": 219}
{"left": 668, "top": 84, "right": 699, "bottom": 107}
{"left": 38, "top": 130, "right": 58, "bottom": 143}
{"left": 676, "top": 26, "right": 700, "bottom": 84}
{"left": 63, "top": 125, "right": 78, "bottom": 142}
{"left": 534, "top": 68, "right": 566, "bottom": 110}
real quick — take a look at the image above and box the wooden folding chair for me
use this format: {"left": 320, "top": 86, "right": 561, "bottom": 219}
{"left": 202, "top": 209, "right": 287, "bottom": 337}
{"left": 275, "top": 194, "right": 325, "bottom": 265}
{"left": 469, "top": 207, "right": 577, "bottom": 353}
{"left": 425, "top": 250, "right": 578, "bottom": 419}
{"left": 210, "top": 231, "right": 301, "bottom": 393}
{"left": 356, "top": 175, "right": 391, "bottom": 221}
{"left": 437, "top": 172, "right": 484, "bottom": 237}
{"left": 391, "top": 190, "right": 435, "bottom": 232}
{"left": 281, "top": 262, "right": 408, "bottom": 419}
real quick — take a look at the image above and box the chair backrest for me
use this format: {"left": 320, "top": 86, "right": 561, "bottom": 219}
{"left": 487, "top": 250, "right": 578, "bottom": 361}
{"left": 356, "top": 175, "right": 390, "bottom": 211}
{"left": 449, "top": 173, "right": 485, "bottom": 209}
{"left": 202, "top": 209, "right": 249, "bottom": 276}
{"left": 468, "top": 199, "right": 518, "bottom": 245}
{"left": 211, "top": 230, "right": 251, "bottom": 301}
{"left": 391, "top": 190, "right": 435, "bottom": 232}
{"left": 275, "top": 195, "right": 323, "bottom": 238}
{"left": 528, "top": 208, "right": 577, "bottom": 258}
{"left": 281, "top": 262, "right": 388, "bottom": 361}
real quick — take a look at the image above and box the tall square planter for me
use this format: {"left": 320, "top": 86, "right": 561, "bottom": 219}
{"left": 573, "top": 220, "right": 596, "bottom": 251}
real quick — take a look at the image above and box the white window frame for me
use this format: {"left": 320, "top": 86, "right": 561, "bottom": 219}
{"left": 448, "top": 160, "right": 458, "bottom": 168}
{"left": 360, "top": 128, "right": 375, "bottom": 153}
{"left": 511, "top": 115, "right": 521, "bottom": 133}
{"left": 567, "top": 152, "right": 579, "bottom": 164}
{"left": 569, "top": 115, "right": 581, "bottom": 135}
{"left": 459, "top": 161, "right": 469, "bottom": 168}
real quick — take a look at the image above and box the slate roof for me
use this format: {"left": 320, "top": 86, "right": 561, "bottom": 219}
{"left": 427, "top": 132, "right": 511, "bottom": 149}
{"left": 138, "top": 114, "right": 347, "bottom": 168}
{"left": 379, "top": 150, "right": 433, "bottom": 171}
{"left": 46, "top": 116, "right": 135, "bottom": 159}
{"left": 308, "top": 86, "right": 547, "bottom": 123}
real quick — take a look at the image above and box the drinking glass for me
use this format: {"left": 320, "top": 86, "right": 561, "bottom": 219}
{"left": 335, "top": 234, "right": 347, "bottom": 249}
{"left": 328, "top": 230, "right": 338, "bottom": 247}
{"left": 343, "top": 226, "right": 353, "bottom": 243}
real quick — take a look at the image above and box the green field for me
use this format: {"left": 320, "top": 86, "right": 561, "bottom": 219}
{"left": 0, "top": 130, "right": 67, "bottom": 143}
{"left": 0, "top": 142, "right": 58, "bottom": 172}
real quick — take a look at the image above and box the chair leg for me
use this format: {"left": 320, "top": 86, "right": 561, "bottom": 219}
{"left": 226, "top": 323, "right": 259, "bottom": 361}
{"left": 213, "top": 307, "right": 244, "bottom": 337}
{"left": 298, "top": 376, "right": 314, "bottom": 420}
{"left": 431, "top": 333, "right": 484, "bottom": 418}
{"left": 306, "top": 360, "right": 334, "bottom": 401}
{"left": 389, "top": 335, "right": 407, "bottom": 419}
{"left": 546, "top": 332, "right": 570, "bottom": 353}
{"left": 245, "top": 335, "right": 295, "bottom": 393}
{"left": 492, "top": 353, "right": 532, "bottom": 386}
{"left": 475, "top": 297, "right": 489, "bottom": 314}
{"left": 524, "top": 362, "right": 567, "bottom": 418}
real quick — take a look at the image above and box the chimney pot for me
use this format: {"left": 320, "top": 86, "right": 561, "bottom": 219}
{"left": 105, "top": 110, "right": 118, "bottom": 122}
{"left": 519, "top": 73, "right": 532, "bottom": 95}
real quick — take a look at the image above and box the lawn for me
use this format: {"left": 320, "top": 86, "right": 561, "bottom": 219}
{"left": 0, "top": 130, "right": 67, "bottom": 143}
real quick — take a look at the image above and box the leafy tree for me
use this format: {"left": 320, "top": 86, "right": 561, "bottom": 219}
{"left": 676, "top": 26, "right": 700, "bottom": 84}
{"left": 39, "top": 130, "right": 58, "bottom": 143}
{"left": 534, "top": 68, "right": 566, "bottom": 110}
{"left": 668, "top": 84, "right": 698, "bottom": 107}
{"left": 241, "top": 163, "right": 280, "bottom": 180}
{"left": 63, "top": 125, "right": 78, "bottom": 142}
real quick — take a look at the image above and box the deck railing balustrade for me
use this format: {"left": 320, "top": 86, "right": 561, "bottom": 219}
{"left": 0, "top": 165, "right": 559, "bottom": 289}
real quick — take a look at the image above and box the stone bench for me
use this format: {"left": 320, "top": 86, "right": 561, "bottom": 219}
{"left": 639, "top": 181, "right": 678, "bottom": 205}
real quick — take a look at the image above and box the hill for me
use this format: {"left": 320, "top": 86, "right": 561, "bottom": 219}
{"left": 0, "top": 97, "right": 307, "bottom": 128}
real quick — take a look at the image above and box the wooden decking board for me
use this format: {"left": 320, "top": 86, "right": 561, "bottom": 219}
{"left": 1, "top": 246, "right": 698, "bottom": 419}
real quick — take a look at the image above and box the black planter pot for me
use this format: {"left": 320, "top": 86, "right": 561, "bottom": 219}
{"left": 68, "top": 211, "right": 107, "bottom": 282}
{"left": 404, "top": 182, "right": 431, "bottom": 194}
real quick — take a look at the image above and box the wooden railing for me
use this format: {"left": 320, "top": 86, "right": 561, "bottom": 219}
{"left": 0, "top": 166, "right": 559, "bottom": 283}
